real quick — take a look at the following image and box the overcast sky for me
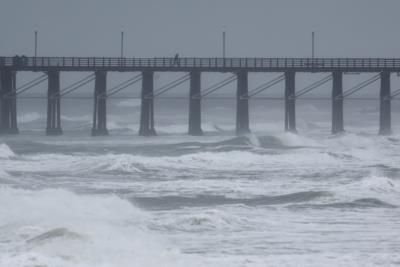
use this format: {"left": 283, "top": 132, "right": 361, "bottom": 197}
{"left": 2, "top": 0, "right": 400, "bottom": 98}
{"left": 1, "top": 0, "right": 400, "bottom": 58}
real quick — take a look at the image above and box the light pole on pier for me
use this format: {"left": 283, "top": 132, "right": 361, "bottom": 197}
{"left": 222, "top": 30, "right": 226, "bottom": 59}
{"left": 34, "top": 27, "right": 38, "bottom": 57}
{"left": 120, "top": 28, "right": 124, "bottom": 58}
{"left": 312, "top": 31, "right": 315, "bottom": 59}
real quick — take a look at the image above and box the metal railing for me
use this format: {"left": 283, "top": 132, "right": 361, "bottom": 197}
{"left": 1, "top": 56, "right": 400, "bottom": 69}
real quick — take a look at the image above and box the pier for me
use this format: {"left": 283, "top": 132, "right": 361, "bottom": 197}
{"left": 1, "top": 56, "right": 400, "bottom": 136}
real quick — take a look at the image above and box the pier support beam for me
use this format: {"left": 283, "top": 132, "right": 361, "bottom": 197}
{"left": 0, "top": 70, "right": 18, "bottom": 134}
{"left": 236, "top": 71, "right": 250, "bottom": 135}
{"left": 188, "top": 71, "right": 203, "bottom": 136}
{"left": 91, "top": 71, "right": 109, "bottom": 136}
{"left": 139, "top": 70, "right": 156, "bottom": 136}
{"left": 379, "top": 71, "right": 391, "bottom": 135}
{"left": 285, "top": 71, "right": 296, "bottom": 132}
{"left": 331, "top": 71, "right": 344, "bottom": 134}
{"left": 46, "top": 70, "right": 62, "bottom": 135}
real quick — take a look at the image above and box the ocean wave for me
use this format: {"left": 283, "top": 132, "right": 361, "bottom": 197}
{"left": 149, "top": 208, "right": 251, "bottom": 233}
{"left": 0, "top": 187, "right": 194, "bottom": 267}
{"left": 0, "top": 144, "right": 15, "bottom": 159}
{"left": 0, "top": 169, "right": 10, "bottom": 178}
{"left": 115, "top": 99, "right": 141, "bottom": 108}
{"left": 132, "top": 191, "right": 330, "bottom": 210}
{"left": 61, "top": 114, "right": 92, "bottom": 122}
{"left": 359, "top": 175, "right": 399, "bottom": 193}
{"left": 100, "top": 150, "right": 340, "bottom": 172}
{"left": 18, "top": 112, "right": 42, "bottom": 123}
{"left": 26, "top": 227, "right": 85, "bottom": 246}
{"left": 327, "top": 174, "right": 400, "bottom": 209}
{"left": 289, "top": 198, "right": 397, "bottom": 210}
{"left": 4, "top": 146, "right": 340, "bottom": 176}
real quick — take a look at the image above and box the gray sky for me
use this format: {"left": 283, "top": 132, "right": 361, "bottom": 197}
{"left": 2, "top": 0, "right": 400, "bottom": 98}
{"left": 1, "top": 0, "right": 400, "bottom": 58}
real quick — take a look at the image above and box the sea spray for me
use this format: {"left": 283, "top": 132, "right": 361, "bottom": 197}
{"left": 0, "top": 187, "right": 194, "bottom": 267}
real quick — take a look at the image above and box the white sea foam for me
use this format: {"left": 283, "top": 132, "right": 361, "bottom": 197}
{"left": 61, "top": 115, "right": 92, "bottom": 122}
{"left": 151, "top": 208, "right": 251, "bottom": 233}
{"left": 360, "top": 174, "right": 399, "bottom": 194}
{"left": 333, "top": 173, "right": 400, "bottom": 206}
{"left": 115, "top": 99, "right": 141, "bottom": 108}
{"left": 106, "top": 120, "right": 127, "bottom": 131}
{"left": 0, "top": 187, "right": 194, "bottom": 267}
{"left": 0, "top": 144, "right": 15, "bottom": 159}
{"left": 1, "top": 125, "right": 399, "bottom": 267}
{"left": 276, "top": 132, "right": 320, "bottom": 147}
{"left": 9, "top": 150, "right": 339, "bottom": 174}
{"left": 245, "top": 133, "right": 261, "bottom": 147}
{"left": 0, "top": 169, "right": 9, "bottom": 179}
{"left": 18, "top": 112, "right": 42, "bottom": 123}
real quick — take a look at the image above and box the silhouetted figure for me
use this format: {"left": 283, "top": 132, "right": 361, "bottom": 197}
{"left": 173, "top": 53, "right": 180, "bottom": 66}
{"left": 13, "top": 55, "right": 21, "bottom": 66}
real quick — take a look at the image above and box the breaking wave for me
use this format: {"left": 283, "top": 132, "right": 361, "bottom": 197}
{"left": 0, "top": 187, "right": 194, "bottom": 267}
{"left": 18, "top": 112, "right": 42, "bottom": 123}
{"left": 0, "top": 143, "right": 15, "bottom": 159}
{"left": 132, "top": 191, "right": 330, "bottom": 210}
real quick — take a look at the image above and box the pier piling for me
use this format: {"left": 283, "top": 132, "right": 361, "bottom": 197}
{"left": 236, "top": 71, "right": 250, "bottom": 135}
{"left": 92, "top": 71, "right": 109, "bottom": 136}
{"left": 139, "top": 70, "right": 156, "bottom": 136}
{"left": 0, "top": 70, "right": 18, "bottom": 134}
{"left": 379, "top": 71, "right": 391, "bottom": 135}
{"left": 332, "top": 71, "right": 344, "bottom": 134}
{"left": 188, "top": 71, "right": 203, "bottom": 136}
{"left": 285, "top": 71, "right": 296, "bottom": 133}
{"left": 46, "top": 70, "right": 62, "bottom": 135}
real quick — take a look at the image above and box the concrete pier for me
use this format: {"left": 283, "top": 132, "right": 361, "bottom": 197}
{"left": 46, "top": 70, "right": 62, "bottom": 135}
{"left": 0, "top": 70, "right": 18, "bottom": 134}
{"left": 236, "top": 71, "right": 250, "bottom": 135}
{"left": 92, "top": 71, "right": 109, "bottom": 136}
{"left": 188, "top": 71, "right": 203, "bottom": 136}
{"left": 139, "top": 70, "right": 156, "bottom": 136}
{"left": 285, "top": 71, "right": 296, "bottom": 133}
{"left": 379, "top": 71, "right": 391, "bottom": 135}
{"left": 1, "top": 56, "right": 399, "bottom": 136}
{"left": 331, "top": 71, "right": 344, "bottom": 134}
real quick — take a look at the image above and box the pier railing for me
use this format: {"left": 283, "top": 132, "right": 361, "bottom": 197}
{"left": 2, "top": 56, "right": 400, "bottom": 70}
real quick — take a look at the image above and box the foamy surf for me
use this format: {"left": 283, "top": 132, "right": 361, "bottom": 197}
{"left": 0, "top": 143, "right": 15, "bottom": 159}
{"left": 1, "top": 97, "right": 400, "bottom": 266}
{"left": 0, "top": 187, "right": 194, "bottom": 267}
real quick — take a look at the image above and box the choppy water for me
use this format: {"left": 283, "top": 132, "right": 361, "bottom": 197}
{"left": 1, "top": 98, "right": 400, "bottom": 266}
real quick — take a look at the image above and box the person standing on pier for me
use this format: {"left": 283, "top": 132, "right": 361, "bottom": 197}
{"left": 173, "top": 53, "right": 180, "bottom": 66}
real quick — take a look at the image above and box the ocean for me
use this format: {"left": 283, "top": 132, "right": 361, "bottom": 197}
{"left": 1, "top": 97, "right": 400, "bottom": 266}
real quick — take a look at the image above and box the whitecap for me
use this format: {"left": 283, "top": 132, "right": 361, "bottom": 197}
{"left": 18, "top": 112, "right": 42, "bottom": 123}
{"left": 0, "top": 187, "right": 196, "bottom": 267}
{"left": 0, "top": 144, "right": 15, "bottom": 159}
{"left": 116, "top": 99, "right": 141, "bottom": 108}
